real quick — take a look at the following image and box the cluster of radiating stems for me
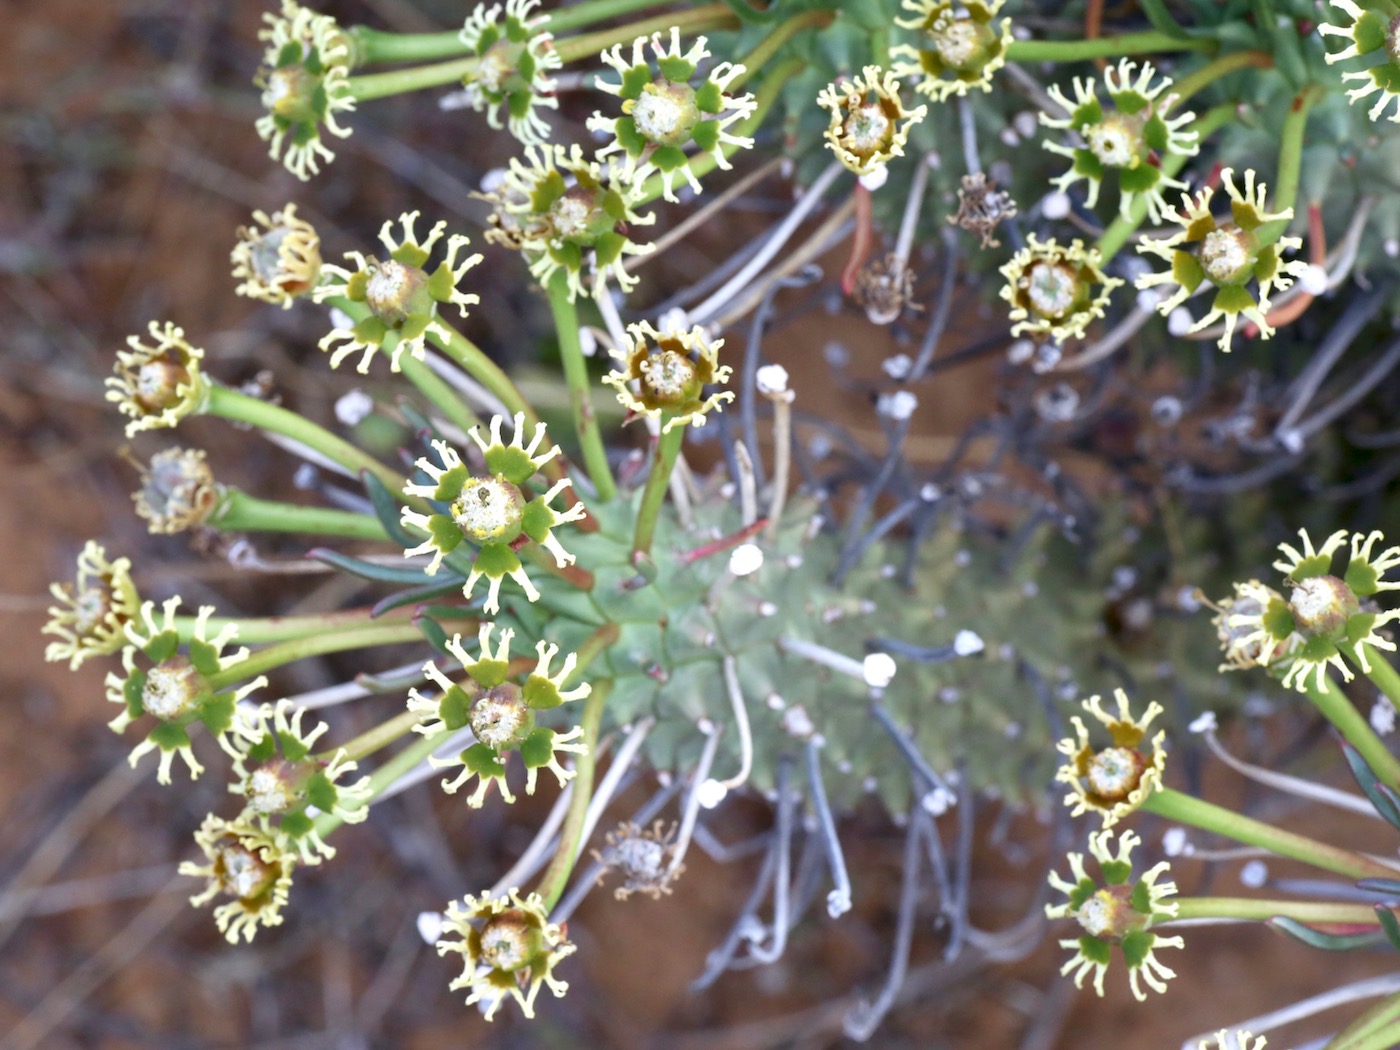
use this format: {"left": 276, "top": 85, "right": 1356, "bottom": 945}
{"left": 201, "top": 0, "right": 1352, "bottom": 909}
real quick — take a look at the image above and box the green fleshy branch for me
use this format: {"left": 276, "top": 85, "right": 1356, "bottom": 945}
{"left": 631, "top": 425, "right": 685, "bottom": 559}
{"left": 1096, "top": 102, "right": 1237, "bottom": 262}
{"left": 729, "top": 9, "right": 833, "bottom": 90}
{"left": 178, "top": 609, "right": 398, "bottom": 645}
{"left": 426, "top": 321, "right": 539, "bottom": 432}
{"left": 347, "top": 56, "right": 478, "bottom": 101}
{"left": 1139, "top": 0, "right": 1192, "bottom": 40}
{"left": 547, "top": 273, "right": 617, "bottom": 503}
{"left": 1305, "top": 672, "right": 1400, "bottom": 791}
{"left": 1006, "top": 29, "right": 1214, "bottom": 63}
{"left": 209, "top": 488, "right": 389, "bottom": 542}
{"left": 1171, "top": 896, "right": 1393, "bottom": 925}
{"left": 1258, "top": 83, "right": 1325, "bottom": 245}
{"left": 205, "top": 384, "right": 419, "bottom": 509}
{"left": 1143, "top": 786, "right": 1399, "bottom": 881}
{"left": 536, "top": 677, "right": 612, "bottom": 911}
{"left": 1171, "top": 49, "right": 1273, "bottom": 105}
{"left": 320, "top": 708, "right": 423, "bottom": 764}
{"left": 1329, "top": 992, "right": 1400, "bottom": 1050}
{"left": 1332, "top": 1020, "right": 1400, "bottom": 1050}
{"left": 348, "top": 27, "right": 465, "bottom": 68}
{"left": 205, "top": 621, "right": 424, "bottom": 690}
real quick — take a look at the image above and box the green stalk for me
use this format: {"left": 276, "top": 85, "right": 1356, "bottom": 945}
{"left": 1171, "top": 50, "right": 1273, "bottom": 105}
{"left": 349, "top": 27, "right": 466, "bottom": 68}
{"left": 1143, "top": 787, "right": 1399, "bottom": 881}
{"left": 398, "top": 352, "right": 482, "bottom": 437}
{"left": 553, "top": 5, "right": 736, "bottom": 64}
{"left": 636, "top": 55, "right": 803, "bottom": 207}
{"left": 209, "top": 488, "right": 388, "bottom": 542}
{"left": 1330, "top": 992, "right": 1400, "bottom": 1050}
{"left": 547, "top": 273, "right": 617, "bottom": 502}
{"left": 729, "top": 9, "right": 832, "bottom": 89}
{"left": 313, "top": 729, "right": 446, "bottom": 840}
{"left": 1139, "top": 0, "right": 1191, "bottom": 40}
{"left": 177, "top": 609, "right": 394, "bottom": 645}
{"left": 1306, "top": 672, "right": 1400, "bottom": 790}
{"left": 321, "top": 708, "right": 423, "bottom": 764}
{"left": 536, "top": 678, "right": 611, "bottom": 911}
{"left": 1359, "top": 643, "right": 1400, "bottom": 717}
{"left": 1258, "top": 83, "right": 1325, "bottom": 245}
{"left": 549, "top": 0, "right": 671, "bottom": 34}
{"left": 1172, "top": 896, "right": 1392, "bottom": 925}
{"left": 426, "top": 320, "right": 539, "bottom": 432}
{"left": 1333, "top": 1021, "right": 1400, "bottom": 1050}
{"left": 631, "top": 426, "right": 685, "bottom": 558}
{"left": 347, "top": 56, "right": 478, "bottom": 101}
{"left": 1096, "top": 102, "right": 1236, "bottom": 262}
{"left": 1006, "top": 29, "right": 1214, "bottom": 63}
{"left": 206, "top": 621, "right": 424, "bottom": 690}
{"left": 205, "top": 384, "right": 418, "bottom": 508}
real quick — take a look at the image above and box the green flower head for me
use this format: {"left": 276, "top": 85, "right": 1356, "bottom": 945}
{"left": 891, "top": 0, "right": 1012, "bottom": 102}
{"left": 1040, "top": 59, "right": 1199, "bottom": 222}
{"left": 43, "top": 541, "right": 142, "bottom": 670}
{"left": 494, "top": 143, "right": 656, "bottom": 301}
{"left": 1206, "top": 579, "right": 1303, "bottom": 673}
{"left": 1319, "top": 0, "right": 1400, "bottom": 122}
{"left": 459, "top": 0, "right": 562, "bottom": 145}
{"left": 436, "top": 887, "right": 574, "bottom": 1020}
{"left": 316, "top": 211, "right": 482, "bottom": 373}
{"left": 104, "top": 599, "right": 265, "bottom": 784}
{"left": 1046, "top": 827, "right": 1183, "bottom": 1001}
{"left": 408, "top": 623, "right": 590, "bottom": 807}
{"left": 254, "top": 1, "right": 356, "bottom": 180}
{"left": 179, "top": 814, "right": 296, "bottom": 944}
{"left": 399, "top": 417, "right": 586, "bottom": 614}
{"left": 1136, "top": 168, "right": 1309, "bottom": 351}
{"left": 228, "top": 699, "right": 372, "bottom": 864}
{"left": 589, "top": 27, "right": 757, "bottom": 202}
{"left": 604, "top": 320, "right": 735, "bottom": 431}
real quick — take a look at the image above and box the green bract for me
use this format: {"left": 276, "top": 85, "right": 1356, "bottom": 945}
{"left": 459, "top": 0, "right": 561, "bottom": 145}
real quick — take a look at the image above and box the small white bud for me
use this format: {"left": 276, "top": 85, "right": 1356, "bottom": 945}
{"left": 416, "top": 911, "right": 445, "bottom": 944}
{"left": 1300, "top": 264, "right": 1328, "bottom": 295}
{"left": 328, "top": 306, "right": 354, "bottom": 331}
{"left": 578, "top": 326, "right": 598, "bottom": 358}
{"left": 756, "top": 364, "right": 790, "bottom": 395}
{"left": 881, "top": 354, "right": 912, "bottom": 380}
{"left": 729, "top": 543, "right": 764, "bottom": 577}
{"left": 334, "top": 389, "right": 375, "bottom": 427}
{"left": 1041, "top": 191, "right": 1071, "bottom": 220}
{"left": 1240, "top": 860, "right": 1269, "bottom": 888}
{"left": 1372, "top": 696, "right": 1396, "bottom": 736}
{"left": 656, "top": 306, "right": 690, "bottom": 334}
{"left": 953, "top": 629, "right": 984, "bottom": 656}
{"left": 1013, "top": 111, "right": 1039, "bottom": 138}
{"left": 1167, "top": 306, "right": 1194, "bottom": 336}
{"left": 877, "top": 390, "right": 918, "bottom": 421}
{"left": 858, "top": 165, "right": 890, "bottom": 191}
{"left": 1188, "top": 711, "right": 1218, "bottom": 735}
{"left": 1161, "top": 827, "right": 1188, "bottom": 857}
{"left": 696, "top": 778, "right": 728, "bottom": 809}
{"left": 862, "top": 652, "right": 897, "bottom": 688}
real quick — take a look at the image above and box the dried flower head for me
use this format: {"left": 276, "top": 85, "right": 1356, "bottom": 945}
{"left": 1040, "top": 59, "right": 1199, "bottom": 222}
{"left": 1204, "top": 580, "right": 1302, "bottom": 672}
{"left": 1241, "top": 528, "right": 1400, "bottom": 693}
{"left": 1046, "top": 827, "right": 1183, "bottom": 1000}
{"left": 949, "top": 172, "right": 1017, "bottom": 248}
{"left": 604, "top": 320, "right": 734, "bottom": 431}
{"left": 131, "top": 447, "right": 221, "bottom": 534}
{"left": 1319, "top": 0, "right": 1400, "bottom": 122}
{"left": 892, "top": 0, "right": 1012, "bottom": 101}
{"left": 816, "top": 65, "right": 927, "bottom": 177}
{"left": 436, "top": 887, "right": 574, "bottom": 1020}
{"left": 1136, "top": 168, "right": 1309, "bottom": 351}
{"left": 179, "top": 814, "right": 296, "bottom": 943}
{"left": 254, "top": 0, "right": 356, "bottom": 180}
{"left": 44, "top": 541, "right": 141, "bottom": 669}
{"left": 409, "top": 623, "right": 590, "bottom": 806}
{"left": 315, "top": 211, "right": 481, "bottom": 373}
{"left": 231, "top": 204, "right": 323, "bottom": 307}
{"left": 1056, "top": 689, "right": 1167, "bottom": 827}
{"left": 106, "top": 322, "right": 210, "bottom": 437}
{"left": 853, "top": 253, "right": 918, "bottom": 325}
{"left": 459, "top": 0, "right": 561, "bottom": 145}
{"left": 228, "top": 700, "right": 372, "bottom": 863}
{"left": 590, "top": 27, "right": 757, "bottom": 201}
{"left": 493, "top": 143, "right": 656, "bottom": 300}
{"left": 594, "top": 820, "right": 683, "bottom": 899}
{"left": 400, "top": 417, "right": 585, "bottom": 614}
{"left": 1000, "top": 235, "right": 1122, "bottom": 343}
{"left": 105, "top": 599, "right": 264, "bottom": 784}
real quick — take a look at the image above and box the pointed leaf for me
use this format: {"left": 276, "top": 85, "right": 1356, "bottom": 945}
{"left": 1341, "top": 740, "right": 1400, "bottom": 830}
{"left": 1269, "top": 915, "right": 1387, "bottom": 950}
{"left": 311, "top": 548, "right": 432, "bottom": 584}
{"left": 362, "top": 471, "right": 417, "bottom": 546}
